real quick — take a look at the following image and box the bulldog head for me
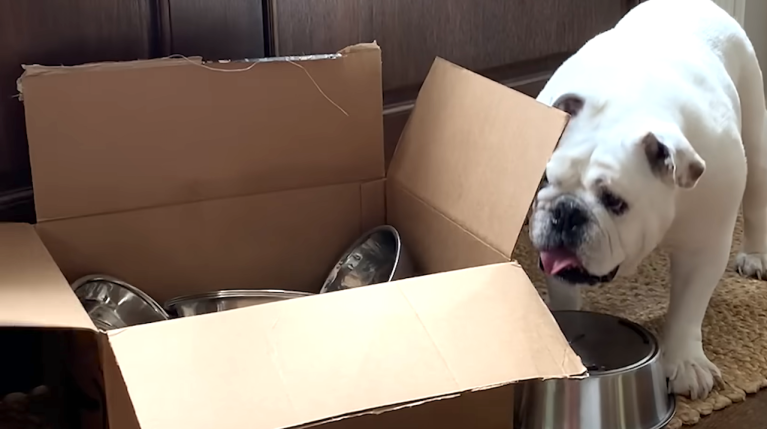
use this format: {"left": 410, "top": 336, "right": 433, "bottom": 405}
{"left": 529, "top": 93, "right": 706, "bottom": 285}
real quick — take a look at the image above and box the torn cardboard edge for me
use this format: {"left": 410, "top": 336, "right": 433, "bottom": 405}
{"left": 16, "top": 41, "right": 380, "bottom": 101}
{"left": 239, "top": 54, "right": 342, "bottom": 64}
{"left": 16, "top": 58, "right": 199, "bottom": 100}
{"left": 22, "top": 40, "right": 384, "bottom": 222}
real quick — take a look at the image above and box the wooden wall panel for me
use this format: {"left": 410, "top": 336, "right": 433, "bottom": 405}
{"left": 272, "top": 0, "right": 363, "bottom": 58}
{"left": 367, "top": 0, "right": 622, "bottom": 93}
{"left": 270, "top": 0, "right": 638, "bottom": 164}
{"left": 0, "top": 0, "right": 641, "bottom": 222}
{"left": 0, "top": 0, "right": 158, "bottom": 220}
{"left": 271, "top": 0, "right": 632, "bottom": 97}
{"left": 166, "top": 0, "right": 265, "bottom": 60}
{"left": 0, "top": 0, "right": 268, "bottom": 222}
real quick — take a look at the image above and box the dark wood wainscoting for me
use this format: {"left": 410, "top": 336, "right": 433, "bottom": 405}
{"left": 0, "top": 0, "right": 639, "bottom": 222}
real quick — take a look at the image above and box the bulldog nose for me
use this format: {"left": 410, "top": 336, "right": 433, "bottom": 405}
{"left": 552, "top": 198, "right": 589, "bottom": 232}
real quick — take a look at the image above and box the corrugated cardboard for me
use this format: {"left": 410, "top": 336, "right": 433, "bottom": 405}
{"left": 388, "top": 59, "right": 568, "bottom": 263}
{"left": 22, "top": 47, "right": 384, "bottom": 222}
{"left": 0, "top": 43, "right": 585, "bottom": 429}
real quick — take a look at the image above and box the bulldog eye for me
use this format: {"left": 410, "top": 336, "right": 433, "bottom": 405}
{"left": 600, "top": 190, "right": 628, "bottom": 215}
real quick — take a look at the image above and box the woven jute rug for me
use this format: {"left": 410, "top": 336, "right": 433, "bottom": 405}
{"left": 512, "top": 216, "right": 767, "bottom": 427}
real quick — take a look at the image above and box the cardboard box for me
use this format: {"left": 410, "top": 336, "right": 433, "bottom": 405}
{"left": 3, "top": 43, "right": 585, "bottom": 428}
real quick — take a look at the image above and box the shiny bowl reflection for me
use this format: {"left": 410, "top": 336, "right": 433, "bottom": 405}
{"left": 514, "top": 311, "right": 675, "bottom": 429}
{"left": 72, "top": 274, "right": 169, "bottom": 331}
{"left": 320, "top": 225, "right": 414, "bottom": 293}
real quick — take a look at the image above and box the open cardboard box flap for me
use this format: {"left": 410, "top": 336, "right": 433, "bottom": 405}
{"left": 20, "top": 44, "right": 384, "bottom": 222}
{"left": 0, "top": 222, "right": 93, "bottom": 330}
{"left": 388, "top": 58, "right": 568, "bottom": 261}
{"left": 2, "top": 42, "right": 585, "bottom": 429}
{"left": 104, "top": 264, "right": 583, "bottom": 429}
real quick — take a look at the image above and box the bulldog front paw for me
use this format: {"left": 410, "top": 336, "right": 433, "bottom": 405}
{"left": 663, "top": 343, "right": 722, "bottom": 400}
{"left": 735, "top": 252, "right": 767, "bottom": 280}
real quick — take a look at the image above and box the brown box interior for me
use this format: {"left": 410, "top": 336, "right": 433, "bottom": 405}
{"left": 0, "top": 43, "right": 584, "bottom": 429}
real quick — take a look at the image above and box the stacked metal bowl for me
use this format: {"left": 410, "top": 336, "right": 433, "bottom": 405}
{"left": 72, "top": 225, "right": 413, "bottom": 328}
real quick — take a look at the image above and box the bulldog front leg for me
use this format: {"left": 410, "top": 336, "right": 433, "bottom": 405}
{"left": 545, "top": 275, "right": 583, "bottom": 311}
{"left": 663, "top": 240, "right": 730, "bottom": 399}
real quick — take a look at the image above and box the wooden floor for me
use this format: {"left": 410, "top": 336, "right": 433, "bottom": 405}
{"left": 696, "top": 390, "right": 767, "bottom": 428}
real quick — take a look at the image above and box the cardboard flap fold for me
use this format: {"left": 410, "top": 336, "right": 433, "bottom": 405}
{"left": 0, "top": 223, "right": 94, "bottom": 330}
{"left": 35, "top": 182, "right": 369, "bottom": 302}
{"left": 105, "top": 264, "right": 584, "bottom": 429}
{"left": 388, "top": 58, "right": 568, "bottom": 259}
{"left": 20, "top": 43, "right": 384, "bottom": 222}
{"left": 387, "top": 183, "right": 507, "bottom": 275}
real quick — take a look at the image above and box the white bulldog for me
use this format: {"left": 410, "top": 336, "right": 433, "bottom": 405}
{"left": 529, "top": 0, "right": 767, "bottom": 399}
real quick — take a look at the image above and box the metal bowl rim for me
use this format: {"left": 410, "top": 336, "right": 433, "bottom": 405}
{"left": 320, "top": 224, "right": 404, "bottom": 293}
{"left": 164, "top": 289, "right": 314, "bottom": 310}
{"left": 71, "top": 274, "right": 170, "bottom": 320}
{"left": 552, "top": 310, "right": 660, "bottom": 377}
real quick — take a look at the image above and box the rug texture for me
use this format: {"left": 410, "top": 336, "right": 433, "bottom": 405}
{"left": 512, "top": 216, "right": 767, "bottom": 427}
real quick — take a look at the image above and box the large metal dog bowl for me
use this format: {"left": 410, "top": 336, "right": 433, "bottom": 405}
{"left": 72, "top": 274, "right": 169, "bottom": 331}
{"left": 514, "top": 311, "right": 675, "bottom": 429}
{"left": 320, "top": 225, "right": 414, "bottom": 293}
{"left": 165, "top": 289, "right": 313, "bottom": 317}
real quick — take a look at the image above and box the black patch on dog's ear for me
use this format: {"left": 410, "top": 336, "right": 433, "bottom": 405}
{"left": 642, "top": 132, "right": 706, "bottom": 189}
{"left": 642, "top": 133, "right": 674, "bottom": 179}
{"left": 642, "top": 132, "right": 674, "bottom": 178}
{"left": 553, "top": 93, "right": 585, "bottom": 117}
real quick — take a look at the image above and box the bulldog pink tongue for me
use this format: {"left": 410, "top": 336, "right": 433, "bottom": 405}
{"left": 540, "top": 249, "right": 581, "bottom": 275}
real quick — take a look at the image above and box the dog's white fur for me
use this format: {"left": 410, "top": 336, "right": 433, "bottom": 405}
{"left": 531, "top": 0, "right": 767, "bottom": 399}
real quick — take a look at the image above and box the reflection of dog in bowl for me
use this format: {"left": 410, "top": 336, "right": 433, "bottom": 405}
{"left": 321, "top": 226, "right": 406, "bottom": 293}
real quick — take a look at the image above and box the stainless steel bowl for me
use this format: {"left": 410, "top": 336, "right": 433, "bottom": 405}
{"left": 72, "top": 274, "right": 169, "bottom": 331}
{"left": 514, "top": 310, "right": 675, "bottom": 429}
{"left": 165, "top": 289, "right": 313, "bottom": 317}
{"left": 320, "top": 225, "right": 414, "bottom": 293}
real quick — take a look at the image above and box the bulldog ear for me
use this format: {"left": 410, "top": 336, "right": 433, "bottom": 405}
{"left": 642, "top": 132, "right": 706, "bottom": 189}
{"left": 552, "top": 93, "right": 585, "bottom": 117}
